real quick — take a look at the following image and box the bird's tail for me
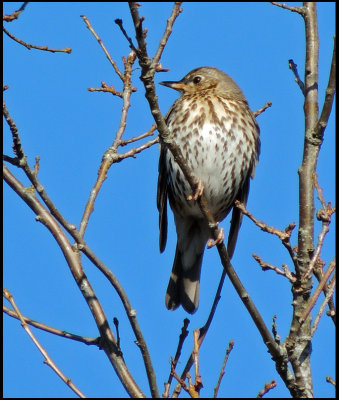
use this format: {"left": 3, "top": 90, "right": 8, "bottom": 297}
{"left": 165, "top": 244, "right": 204, "bottom": 314}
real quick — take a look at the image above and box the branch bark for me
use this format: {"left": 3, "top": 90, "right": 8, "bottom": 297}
{"left": 3, "top": 164, "right": 145, "bottom": 398}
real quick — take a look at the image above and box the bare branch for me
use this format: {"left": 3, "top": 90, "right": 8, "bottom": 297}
{"left": 272, "top": 315, "right": 281, "bottom": 344}
{"left": 313, "top": 261, "right": 336, "bottom": 325}
{"left": 113, "top": 317, "right": 122, "bottom": 356}
{"left": 302, "top": 216, "right": 331, "bottom": 280}
{"left": 123, "top": 6, "right": 284, "bottom": 394}
{"left": 326, "top": 376, "right": 336, "bottom": 387}
{"left": 270, "top": 2, "right": 304, "bottom": 14}
{"left": 235, "top": 200, "right": 296, "bottom": 241}
{"left": 256, "top": 380, "right": 277, "bottom": 398}
{"left": 288, "top": 59, "right": 306, "bottom": 95}
{"left": 3, "top": 164, "right": 145, "bottom": 398}
{"left": 114, "top": 18, "right": 139, "bottom": 55}
{"left": 4, "top": 41, "right": 158, "bottom": 397}
{"left": 253, "top": 101, "right": 272, "bottom": 118}
{"left": 81, "top": 15, "right": 124, "bottom": 81}
{"left": 3, "top": 305, "right": 100, "bottom": 346}
{"left": 3, "top": 26, "right": 71, "bottom": 53}
{"left": 314, "top": 36, "right": 336, "bottom": 142}
{"left": 170, "top": 359, "right": 190, "bottom": 394}
{"left": 3, "top": 289, "right": 86, "bottom": 398}
{"left": 311, "top": 271, "right": 336, "bottom": 337}
{"left": 3, "top": 99, "right": 25, "bottom": 161}
{"left": 235, "top": 201, "right": 299, "bottom": 268}
{"left": 88, "top": 81, "right": 123, "bottom": 97}
{"left": 314, "top": 172, "right": 329, "bottom": 209}
{"left": 118, "top": 136, "right": 159, "bottom": 160}
{"left": 213, "top": 340, "right": 234, "bottom": 398}
{"left": 119, "top": 124, "right": 157, "bottom": 146}
{"left": 287, "top": 7, "right": 320, "bottom": 391}
{"left": 3, "top": 2, "right": 29, "bottom": 22}
{"left": 152, "top": 2, "right": 183, "bottom": 66}
{"left": 302, "top": 174, "right": 335, "bottom": 280}
{"left": 78, "top": 50, "right": 137, "bottom": 237}
{"left": 192, "top": 330, "right": 203, "bottom": 397}
{"left": 298, "top": 259, "right": 335, "bottom": 329}
{"left": 164, "top": 318, "right": 190, "bottom": 397}
{"left": 253, "top": 253, "right": 296, "bottom": 282}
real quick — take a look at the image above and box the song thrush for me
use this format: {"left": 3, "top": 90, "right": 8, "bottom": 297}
{"left": 157, "top": 67, "right": 260, "bottom": 313}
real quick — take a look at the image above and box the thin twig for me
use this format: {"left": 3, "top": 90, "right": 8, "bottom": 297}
{"left": 3, "top": 100, "right": 25, "bottom": 161}
{"left": 78, "top": 50, "right": 136, "bottom": 237}
{"left": 170, "top": 359, "right": 190, "bottom": 394}
{"left": 152, "top": 2, "right": 183, "bottom": 66}
{"left": 272, "top": 315, "right": 281, "bottom": 344}
{"left": 312, "top": 176, "right": 336, "bottom": 324}
{"left": 270, "top": 2, "right": 304, "bottom": 15}
{"left": 119, "top": 124, "right": 156, "bottom": 146}
{"left": 3, "top": 289, "right": 86, "bottom": 398}
{"left": 253, "top": 101, "right": 272, "bottom": 117}
{"left": 256, "top": 380, "right": 277, "bottom": 398}
{"left": 288, "top": 59, "right": 306, "bottom": 95}
{"left": 235, "top": 200, "right": 298, "bottom": 268}
{"left": 81, "top": 15, "right": 124, "bottom": 81}
{"left": 326, "top": 376, "right": 336, "bottom": 387}
{"left": 3, "top": 26, "right": 71, "bottom": 53}
{"left": 114, "top": 18, "right": 139, "bottom": 54}
{"left": 298, "top": 260, "right": 335, "bottom": 328}
{"left": 164, "top": 318, "right": 190, "bottom": 398}
{"left": 113, "top": 317, "right": 122, "bottom": 355}
{"left": 213, "top": 340, "right": 234, "bottom": 398}
{"left": 172, "top": 268, "right": 227, "bottom": 398}
{"left": 313, "top": 172, "right": 327, "bottom": 209}
{"left": 3, "top": 2, "right": 29, "bottom": 22}
{"left": 235, "top": 200, "right": 295, "bottom": 241}
{"left": 311, "top": 271, "right": 336, "bottom": 337}
{"left": 3, "top": 164, "right": 145, "bottom": 398}
{"left": 253, "top": 253, "right": 296, "bottom": 282}
{"left": 88, "top": 81, "right": 123, "bottom": 97}
{"left": 302, "top": 217, "right": 330, "bottom": 280}
{"left": 3, "top": 305, "right": 100, "bottom": 346}
{"left": 314, "top": 36, "right": 336, "bottom": 142}
{"left": 117, "top": 136, "right": 159, "bottom": 160}
{"left": 4, "top": 43, "right": 158, "bottom": 399}
{"left": 302, "top": 175, "right": 335, "bottom": 280}
{"left": 313, "top": 261, "right": 336, "bottom": 325}
{"left": 192, "top": 330, "right": 203, "bottom": 397}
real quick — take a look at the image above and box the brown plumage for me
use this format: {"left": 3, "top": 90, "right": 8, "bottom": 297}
{"left": 157, "top": 67, "right": 260, "bottom": 313}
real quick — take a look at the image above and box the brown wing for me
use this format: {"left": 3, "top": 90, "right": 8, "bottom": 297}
{"left": 157, "top": 102, "right": 180, "bottom": 253}
{"left": 157, "top": 144, "right": 168, "bottom": 253}
{"left": 227, "top": 114, "right": 260, "bottom": 258}
{"left": 227, "top": 172, "right": 250, "bottom": 258}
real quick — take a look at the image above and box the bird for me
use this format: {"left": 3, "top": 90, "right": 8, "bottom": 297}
{"left": 157, "top": 67, "right": 260, "bottom": 314}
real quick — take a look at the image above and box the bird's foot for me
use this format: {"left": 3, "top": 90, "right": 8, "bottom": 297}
{"left": 207, "top": 227, "right": 225, "bottom": 248}
{"left": 187, "top": 178, "right": 204, "bottom": 201}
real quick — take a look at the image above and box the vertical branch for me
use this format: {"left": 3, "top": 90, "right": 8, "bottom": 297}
{"left": 289, "top": 3, "right": 320, "bottom": 398}
{"left": 297, "top": 2, "right": 319, "bottom": 279}
{"left": 273, "top": 2, "right": 335, "bottom": 398}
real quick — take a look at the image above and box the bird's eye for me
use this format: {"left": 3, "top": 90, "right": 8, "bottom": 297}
{"left": 193, "top": 76, "right": 202, "bottom": 84}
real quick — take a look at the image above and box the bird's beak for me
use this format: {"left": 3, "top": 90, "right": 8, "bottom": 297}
{"left": 159, "top": 81, "right": 189, "bottom": 92}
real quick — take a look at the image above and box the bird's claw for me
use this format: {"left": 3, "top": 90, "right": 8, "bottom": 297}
{"left": 187, "top": 178, "right": 204, "bottom": 201}
{"left": 207, "top": 228, "right": 225, "bottom": 248}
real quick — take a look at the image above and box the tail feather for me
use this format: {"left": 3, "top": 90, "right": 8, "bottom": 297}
{"left": 165, "top": 245, "right": 203, "bottom": 314}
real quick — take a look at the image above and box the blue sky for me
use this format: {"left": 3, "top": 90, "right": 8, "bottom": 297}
{"left": 3, "top": 2, "right": 335, "bottom": 398}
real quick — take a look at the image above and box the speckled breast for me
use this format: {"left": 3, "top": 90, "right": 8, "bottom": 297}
{"left": 165, "top": 93, "right": 259, "bottom": 222}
